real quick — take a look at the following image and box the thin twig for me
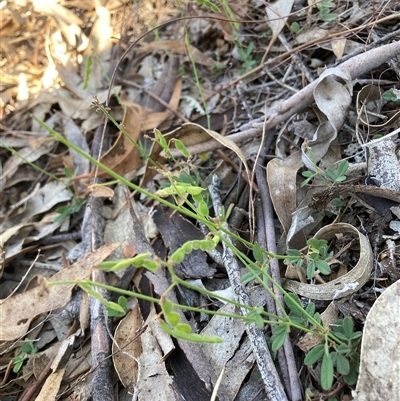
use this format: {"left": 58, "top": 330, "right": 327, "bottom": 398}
{"left": 254, "top": 130, "right": 293, "bottom": 397}
{"left": 255, "top": 165, "right": 303, "bottom": 401}
{"left": 209, "top": 175, "right": 288, "bottom": 401}
{"left": 121, "top": 80, "right": 189, "bottom": 124}
{"left": 278, "top": 33, "right": 314, "bottom": 84}
{"left": 0, "top": 251, "right": 41, "bottom": 304}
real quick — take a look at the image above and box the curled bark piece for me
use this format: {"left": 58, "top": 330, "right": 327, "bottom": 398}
{"left": 283, "top": 223, "right": 373, "bottom": 300}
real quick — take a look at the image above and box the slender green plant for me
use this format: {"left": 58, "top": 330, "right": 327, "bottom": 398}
{"left": 301, "top": 159, "right": 349, "bottom": 188}
{"left": 36, "top": 102, "right": 361, "bottom": 390}
{"left": 237, "top": 42, "right": 259, "bottom": 74}
{"left": 316, "top": 1, "right": 338, "bottom": 22}
{"left": 286, "top": 238, "right": 334, "bottom": 280}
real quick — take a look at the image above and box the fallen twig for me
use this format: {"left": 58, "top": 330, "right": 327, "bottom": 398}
{"left": 255, "top": 165, "right": 303, "bottom": 401}
{"left": 83, "top": 126, "right": 114, "bottom": 401}
{"left": 209, "top": 175, "right": 288, "bottom": 401}
{"left": 169, "top": 40, "right": 400, "bottom": 157}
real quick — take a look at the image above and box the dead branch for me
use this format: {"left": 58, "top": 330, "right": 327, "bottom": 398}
{"left": 169, "top": 40, "right": 400, "bottom": 157}
{"left": 209, "top": 175, "right": 288, "bottom": 401}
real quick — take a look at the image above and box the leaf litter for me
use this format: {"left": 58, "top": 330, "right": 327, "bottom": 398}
{"left": 1, "top": 0, "right": 400, "bottom": 400}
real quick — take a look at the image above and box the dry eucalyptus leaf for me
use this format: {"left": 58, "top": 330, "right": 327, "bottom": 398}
{"left": 95, "top": 101, "right": 142, "bottom": 178}
{"left": 0, "top": 219, "right": 57, "bottom": 262}
{"left": 331, "top": 38, "right": 346, "bottom": 59}
{"left": 265, "top": 0, "right": 294, "bottom": 43}
{"left": 302, "top": 67, "right": 352, "bottom": 170}
{"left": 142, "top": 77, "right": 182, "bottom": 131}
{"left": 2, "top": 181, "right": 72, "bottom": 234}
{"left": 200, "top": 286, "right": 268, "bottom": 399}
{"left": 61, "top": 116, "right": 90, "bottom": 178}
{"left": 193, "top": 123, "right": 251, "bottom": 181}
{"left": 147, "top": 305, "right": 175, "bottom": 360}
{"left": 286, "top": 204, "right": 324, "bottom": 249}
{"left": 0, "top": 243, "right": 119, "bottom": 341}
{"left": 2, "top": 139, "right": 56, "bottom": 185}
{"left": 267, "top": 151, "right": 303, "bottom": 234}
{"left": 283, "top": 223, "right": 373, "bottom": 300}
{"left": 354, "top": 279, "right": 400, "bottom": 401}
{"left": 35, "top": 368, "right": 65, "bottom": 401}
{"left": 103, "top": 184, "right": 158, "bottom": 272}
{"left": 112, "top": 302, "right": 143, "bottom": 393}
{"left": 137, "top": 317, "right": 180, "bottom": 400}
{"left": 88, "top": 185, "right": 114, "bottom": 199}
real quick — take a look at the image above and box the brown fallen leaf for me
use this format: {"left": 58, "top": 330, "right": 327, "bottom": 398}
{"left": 267, "top": 151, "right": 303, "bottom": 234}
{"left": 112, "top": 302, "right": 144, "bottom": 393}
{"left": 0, "top": 243, "right": 119, "bottom": 341}
{"left": 95, "top": 101, "right": 142, "bottom": 178}
{"left": 141, "top": 77, "right": 183, "bottom": 131}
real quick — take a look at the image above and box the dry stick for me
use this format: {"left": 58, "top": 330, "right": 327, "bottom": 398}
{"left": 255, "top": 166, "right": 303, "bottom": 401}
{"left": 253, "top": 130, "right": 293, "bottom": 399}
{"left": 254, "top": 200, "right": 292, "bottom": 398}
{"left": 209, "top": 175, "right": 288, "bottom": 401}
{"left": 211, "top": 13, "right": 400, "bottom": 100}
{"left": 277, "top": 32, "right": 314, "bottom": 84}
{"left": 89, "top": 268, "right": 114, "bottom": 401}
{"left": 169, "top": 40, "right": 400, "bottom": 157}
{"left": 81, "top": 125, "right": 114, "bottom": 401}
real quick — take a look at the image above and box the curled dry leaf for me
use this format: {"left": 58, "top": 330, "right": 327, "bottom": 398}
{"left": 283, "top": 223, "right": 373, "bottom": 300}
{"left": 354, "top": 279, "right": 400, "bottom": 401}
{"left": 88, "top": 184, "right": 114, "bottom": 199}
{"left": 302, "top": 67, "right": 352, "bottom": 170}
{"left": 0, "top": 243, "right": 119, "bottom": 341}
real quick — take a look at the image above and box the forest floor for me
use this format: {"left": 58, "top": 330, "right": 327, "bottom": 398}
{"left": 1, "top": 1, "right": 400, "bottom": 401}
